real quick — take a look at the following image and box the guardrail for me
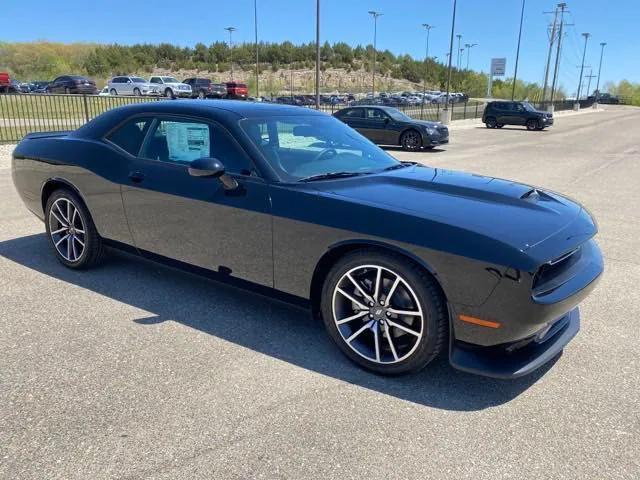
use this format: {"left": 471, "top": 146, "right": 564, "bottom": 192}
{"left": 0, "top": 93, "right": 485, "bottom": 144}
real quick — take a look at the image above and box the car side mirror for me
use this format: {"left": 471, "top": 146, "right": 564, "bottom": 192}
{"left": 188, "top": 157, "right": 239, "bottom": 190}
{"left": 188, "top": 157, "right": 225, "bottom": 178}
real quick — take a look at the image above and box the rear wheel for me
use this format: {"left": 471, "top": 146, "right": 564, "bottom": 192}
{"left": 64, "top": 87, "right": 70, "bottom": 95}
{"left": 400, "top": 129, "right": 422, "bottom": 151}
{"left": 133, "top": 87, "right": 141, "bottom": 96}
{"left": 45, "top": 189, "right": 104, "bottom": 269}
{"left": 526, "top": 119, "right": 539, "bottom": 131}
{"left": 110, "top": 88, "right": 117, "bottom": 95}
{"left": 198, "top": 90, "right": 206, "bottom": 99}
{"left": 485, "top": 116, "right": 497, "bottom": 128}
{"left": 320, "top": 250, "right": 448, "bottom": 375}
{"left": 165, "top": 88, "right": 174, "bottom": 99}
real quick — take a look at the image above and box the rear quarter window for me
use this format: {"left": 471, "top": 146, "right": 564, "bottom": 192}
{"left": 106, "top": 117, "right": 153, "bottom": 156}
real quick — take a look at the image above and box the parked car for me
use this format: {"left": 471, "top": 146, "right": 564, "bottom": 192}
{"left": 334, "top": 105, "right": 449, "bottom": 151}
{"left": 482, "top": 101, "right": 554, "bottom": 131}
{"left": 46, "top": 75, "right": 98, "bottom": 94}
{"left": 98, "top": 86, "right": 110, "bottom": 96}
{"left": 593, "top": 92, "right": 619, "bottom": 104}
{"left": 225, "top": 82, "right": 248, "bottom": 99}
{"left": 11, "top": 100, "right": 602, "bottom": 379}
{"left": 182, "top": 78, "right": 227, "bottom": 99}
{"left": 108, "top": 76, "right": 159, "bottom": 96}
{"left": 149, "top": 76, "right": 192, "bottom": 98}
{"left": 0, "top": 72, "right": 10, "bottom": 92}
{"left": 31, "top": 81, "right": 50, "bottom": 93}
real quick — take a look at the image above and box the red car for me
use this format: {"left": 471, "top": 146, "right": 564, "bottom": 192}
{"left": 225, "top": 82, "right": 248, "bottom": 99}
{"left": 0, "top": 72, "right": 13, "bottom": 93}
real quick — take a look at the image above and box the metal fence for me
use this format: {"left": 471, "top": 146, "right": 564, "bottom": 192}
{"left": 0, "top": 93, "right": 486, "bottom": 144}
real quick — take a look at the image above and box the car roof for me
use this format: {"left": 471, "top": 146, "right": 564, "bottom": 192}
{"left": 75, "top": 100, "right": 328, "bottom": 138}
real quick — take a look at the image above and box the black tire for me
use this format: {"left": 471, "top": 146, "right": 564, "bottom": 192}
{"left": 133, "top": 87, "right": 141, "bottom": 96}
{"left": 64, "top": 87, "right": 70, "bottom": 95}
{"left": 320, "top": 249, "right": 448, "bottom": 375}
{"left": 485, "top": 116, "right": 497, "bottom": 128}
{"left": 165, "top": 88, "right": 174, "bottom": 99}
{"left": 45, "top": 189, "right": 104, "bottom": 270}
{"left": 198, "top": 90, "right": 206, "bottom": 99}
{"left": 110, "top": 88, "right": 117, "bottom": 96}
{"left": 400, "top": 129, "right": 422, "bottom": 151}
{"left": 526, "top": 119, "right": 539, "bottom": 131}
{"left": 496, "top": 123, "right": 504, "bottom": 128}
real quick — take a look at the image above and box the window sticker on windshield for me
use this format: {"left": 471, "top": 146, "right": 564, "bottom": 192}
{"left": 165, "top": 122, "right": 210, "bottom": 162}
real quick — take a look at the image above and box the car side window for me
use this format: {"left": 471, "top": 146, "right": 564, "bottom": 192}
{"left": 107, "top": 117, "right": 153, "bottom": 156}
{"left": 344, "top": 108, "right": 364, "bottom": 118}
{"left": 366, "top": 108, "right": 387, "bottom": 120}
{"left": 515, "top": 103, "right": 525, "bottom": 112}
{"left": 150, "top": 77, "right": 161, "bottom": 84}
{"left": 142, "top": 119, "right": 256, "bottom": 175}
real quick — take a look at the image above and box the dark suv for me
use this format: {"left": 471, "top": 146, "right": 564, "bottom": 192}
{"left": 182, "top": 78, "right": 227, "bottom": 99}
{"left": 482, "top": 101, "right": 553, "bottom": 131}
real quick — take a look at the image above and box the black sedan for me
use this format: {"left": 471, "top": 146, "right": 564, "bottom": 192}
{"left": 334, "top": 105, "right": 449, "bottom": 151}
{"left": 46, "top": 75, "right": 98, "bottom": 95}
{"left": 11, "top": 101, "right": 603, "bottom": 378}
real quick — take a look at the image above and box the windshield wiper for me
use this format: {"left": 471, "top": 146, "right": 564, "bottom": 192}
{"left": 299, "top": 171, "right": 370, "bottom": 182}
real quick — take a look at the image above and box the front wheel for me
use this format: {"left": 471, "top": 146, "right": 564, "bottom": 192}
{"left": 526, "top": 119, "right": 539, "bottom": 131}
{"left": 400, "top": 129, "right": 422, "bottom": 151}
{"left": 133, "top": 87, "right": 141, "bottom": 96}
{"left": 45, "top": 189, "right": 104, "bottom": 269}
{"left": 165, "top": 88, "right": 174, "bottom": 99}
{"left": 198, "top": 90, "right": 206, "bottom": 99}
{"left": 320, "top": 250, "right": 448, "bottom": 375}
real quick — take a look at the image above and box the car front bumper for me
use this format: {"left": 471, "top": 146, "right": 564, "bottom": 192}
{"left": 543, "top": 117, "right": 554, "bottom": 126}
{"left": 449, "top": 307, "right": 579, "bottom": 379}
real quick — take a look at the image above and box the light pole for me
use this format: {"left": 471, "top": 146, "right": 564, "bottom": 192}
{"left": 315, "top": 0, "right": 320, "bottom": 109}
{"left": 455, "top": 34, "right": 462, "bottom": 69}
{"left": 595, "top": 42, "right": 606, "bottom": 103}
{"left": 511, "top": 0, "right": 526, "bottom": 100}
{"left": 464, "top": 43, "right": 477, "bottom": 70}
{"left": 368, "top": 10, "right": 382, "bottom": 97}
{"left": 443, "top": 0, "right": 457, "bottom": 123}
{"left": 224, "top": 26, "right": 237, "bottom": 81}
{"left": 421, "top": 23, "right": 434, "bottom": 120}
{"left": 254, "top": 0, "right": 259, "bottom": 98}
{"left": 576, "top": 32, "right": 591, "bottom": 107}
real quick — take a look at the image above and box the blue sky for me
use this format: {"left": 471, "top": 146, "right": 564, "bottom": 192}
{"left": 2, "top": 0, "right": 637, "bottom": 92}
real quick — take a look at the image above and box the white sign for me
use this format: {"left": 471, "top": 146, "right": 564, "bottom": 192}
{"left": 165, "top": 122, "right": 210, "bottom": 162}
{"left": 491, "top": 58, "right": 507, "bottom": 76}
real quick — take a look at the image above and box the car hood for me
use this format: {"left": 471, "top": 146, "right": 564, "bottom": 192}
{"left": 312, "top": 164, "right": 593, "bottom": 254}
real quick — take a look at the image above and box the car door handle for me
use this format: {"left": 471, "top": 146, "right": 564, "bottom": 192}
{"left": 128, "top": 171, "right": 145, "bottom": 183}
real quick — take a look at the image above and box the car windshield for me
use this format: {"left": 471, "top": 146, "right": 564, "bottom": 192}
{"left": 385, "top": 108, "right": 412, "bottom": 121}
{"left": 161, "top": 77, "right": 179, "bottom": 83}
{"left": 522, "top": 102, "right": 537, "bottom": 112}
{"left": 132, "top": 77, "right": 146, "bottom": 83}
{"left": 241, "top": 115, "right": 400, "bottom": 181}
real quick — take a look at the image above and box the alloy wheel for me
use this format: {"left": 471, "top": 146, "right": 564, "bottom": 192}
{"left": 402, "top": 131, "right": 421, "bottom": 150}
{"left": 48, "top": 197, "right": 86, "bottom": 262}
{"left": 332, "top": 265, "right": 424, "bottom": 364}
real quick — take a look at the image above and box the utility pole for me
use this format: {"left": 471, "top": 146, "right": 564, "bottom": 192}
{"left": 224, "top": 27, "right": 237, "bottom": 81}
{"left": 421, "top": 24, "right": 434, "bottom": 120}
{"left": 595, "top": 42, "right": 606, "bottom": 102}
{"left": 542, "top": 5, "right": 560, "bottom": 104}
{"left": 584, "top": 69, "right": 597, "bottom": 99}
{"left": 465, "top": 43, "right": 477, "bottom": 70}
{"left": 368, "top": 11, "right": 382, "bottom": 97}
{"left": 443, "top": 0, "right": 457, "bottom": 123}
{"left": 511, "top": 0, "right": 526, "bottom": 100}
{"left": 550, "top": 3, "right": 568, "bottom": 107}
{"left": 315, "top": 0, "right": 320, "bottom": 109}
{"left": 455, "top": 34, "right": 462, "bottom": 69}
{"left": 254, "top": 0, "right": 259, "bottom": 98}
{"left": 576, "top": 32, "right": 591, "bottom": 107}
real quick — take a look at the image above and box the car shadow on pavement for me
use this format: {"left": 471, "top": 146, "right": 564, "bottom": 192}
{"left": 0, "top": 233, "right": 558, "bottom": 412}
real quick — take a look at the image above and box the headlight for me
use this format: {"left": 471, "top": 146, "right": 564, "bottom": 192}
{"left": 425, "top": 127, "right": 438, "bottom": 135}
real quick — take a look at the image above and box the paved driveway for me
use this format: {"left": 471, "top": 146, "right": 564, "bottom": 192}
{"left": 1, "top": 106, "right": 638, "bottom": 479}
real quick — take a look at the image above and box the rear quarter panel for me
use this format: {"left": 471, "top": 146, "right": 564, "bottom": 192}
{"left": 12, "top": 136, "right": 134, "bottom": 245}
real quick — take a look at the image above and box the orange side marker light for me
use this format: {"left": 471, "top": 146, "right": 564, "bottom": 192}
{"left": 458, "top": 315, "right": 501, "bottom": 329}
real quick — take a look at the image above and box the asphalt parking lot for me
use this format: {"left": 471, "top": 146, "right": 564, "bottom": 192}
{"left": 1, "top": 105, "right": 639, "bottom": 480}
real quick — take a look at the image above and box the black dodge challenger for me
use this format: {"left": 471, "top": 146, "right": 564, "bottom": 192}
{"left": 11, "top": 100, "right": 603, "bottom": 378}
